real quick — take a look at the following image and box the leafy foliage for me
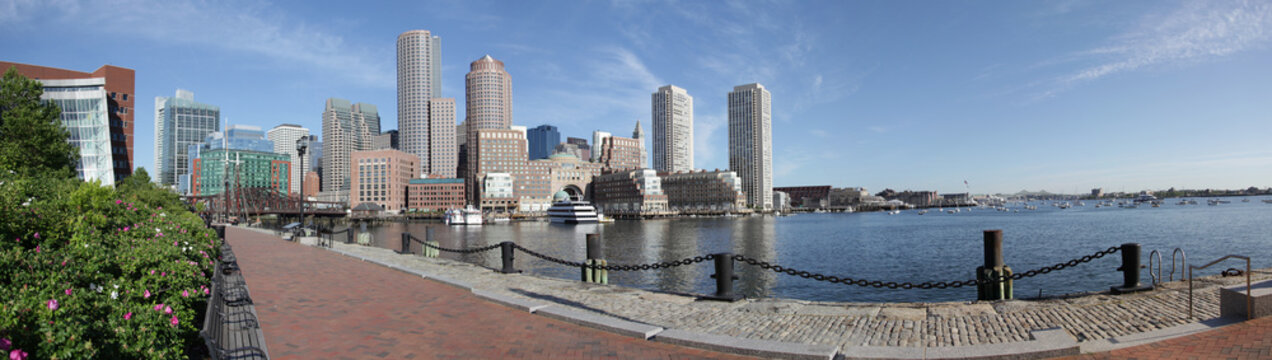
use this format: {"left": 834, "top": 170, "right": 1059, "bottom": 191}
{"left": 0, "top": 170, "right": 220, "bottom": 359}
{"left": 0, "top": 67, "right": 78, "bottom": 180}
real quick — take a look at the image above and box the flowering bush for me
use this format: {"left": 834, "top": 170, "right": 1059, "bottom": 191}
{"left": 0, "top": 171, "right": 220, "bottom": 359}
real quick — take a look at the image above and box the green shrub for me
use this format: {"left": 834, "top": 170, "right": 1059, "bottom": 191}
{"left": 0, "top": 171, "right": 220, "bottom": 359}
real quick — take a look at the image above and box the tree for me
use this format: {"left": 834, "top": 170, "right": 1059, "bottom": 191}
{"left": 0, "top": 67, "right": 78, "bottom": 179}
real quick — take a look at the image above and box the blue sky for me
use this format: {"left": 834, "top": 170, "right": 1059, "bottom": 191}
{"left": 3, "top": 0, "right": 1270, "bottom": 194}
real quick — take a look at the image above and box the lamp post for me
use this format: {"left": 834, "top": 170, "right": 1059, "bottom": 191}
{"left": 296, "top": 137, "right": 309, "bottom": 231}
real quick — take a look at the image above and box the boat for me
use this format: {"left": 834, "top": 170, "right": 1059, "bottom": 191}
{"left": 1263, "top": 199, "right": 1272, "bottom": 204}
{"left": 1242, "top": 198, "right": 1251, "bottom": 203}
{"left": 548, "top": 201, "right": 600, "bottom": 224}
{"left": 597, "top": 213, "right": 615, "bottom": 223}
{"left": 444, "top": 206, "right": 483, "bottom": 226}
{"left": 917, "top": 210, "right": 927, "bottom": 215}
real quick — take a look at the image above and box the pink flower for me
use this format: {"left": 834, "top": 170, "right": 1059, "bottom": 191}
{"left": 164, "top": 305, "right": 172, "bottom": 314}
{"left": 170, "top": 315, "right": 179, "bottom": 327}
{"left": 154, "top": 304, "right": 164, "bottom": 311}
{"left": 204, "top": 287, "right": 210, "bottom": 295}
{"left": 149, "top": 270, "right": 155, "bottom": 275}
{"left": 124, "top": 312, "right": 132, "bottom": 320}
{"left": 33, "top": 232, "right": 38, "bottom": 239}
{"left": 144, "top": 289, "right": 151, "bottom": 298}
{"left": 161, "top": 272, "right": 166, "bottom": 277}
{"left": 34, "top": 245, "right": 39, "bottom": 253}
{"left": 9, "top": 348, "right": 27, "bottom": 360}
{"left": 46, "top": 299, "right": 58, "bottom": 310}
{"left": 0, "top": 337, "right": 10, "bottom": 351}
{"left": 123, "top": 226, "right": 129, "bottom": 232}
{"left": 115, "top": 199, "right": 122, "bottom": 205}
{"left": 64, "top": 288, "right": 71, "bottom": 295}
{"left": 172, "top": 241, "right": 178, "bottom": 246}
{"left": 182, "top": 290, "right": 189, "bottom": 297}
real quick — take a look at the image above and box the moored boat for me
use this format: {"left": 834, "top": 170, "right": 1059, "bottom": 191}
{"left": 444, "top": 206, "right": 483, "bottom": 226}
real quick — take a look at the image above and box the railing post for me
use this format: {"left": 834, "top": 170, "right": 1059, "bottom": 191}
{"left": 424, "top": 227, "right": 438, "bottom": 257}
{"left": 345, "top": 229, "right": 353, "bottom": 244}
{"left": 976, "top": 230, "right": 1013, "bottom": 301}
{"left": 1111, "top": 243, "right": 1152, "bottom": 294}
{"left": 582, "top": 233, "right": 608, "bottom": 284}
{"left": 398, "top": 232, "right": 411, "bottom": 254}
{"left": 704, "top": 252, "right": 741, "bottom": 301}
{"left": 499, "top": 241, "right": 519, "bottom": 273}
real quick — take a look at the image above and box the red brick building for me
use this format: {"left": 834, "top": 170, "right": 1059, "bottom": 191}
{"left": 407, "top": 178, "right": 465, "bottom": 212}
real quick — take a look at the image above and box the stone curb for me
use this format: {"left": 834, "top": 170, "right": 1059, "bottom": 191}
{"left": 838, "top": 328, "right": 1076, "bottom": 360}
{"left": 652, "top": 328, "right": 838, "bottom": 360}
{"left": 471, "top": 289, "right": 553, "bottom": 313}
{"left": 1079, "top": 316, "right": 1244, "bottom": 353}
{"left": 536, "top": 306, "right": 665, "bottom": 340}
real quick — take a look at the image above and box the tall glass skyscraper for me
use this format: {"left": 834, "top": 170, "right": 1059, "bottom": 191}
{"left": 653, "top": 85, "right": 694, "bottom": 173}
{"left": 527, "top": 125, "right": 560, "bottom": 160}
{"left": 267, "top": 124, "right": 310, "bottom": 194}
{"left": 398, "top": 29, "right": 451, "bottom": 177}
{"left": 155, "top": 89, "right": 220, "bottom": 187}
{"left": 322, "top": 98, "right": 380, "bottom": 192}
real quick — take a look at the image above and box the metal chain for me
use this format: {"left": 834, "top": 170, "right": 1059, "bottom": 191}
{"left": 733, "top": 246, "right": 1120, "bottom": 290}
{"left": 512, "top": 244, "right": 714, "bottom": 271}
{"left": 413, "top": 238, "right": 503, "bottom": 254}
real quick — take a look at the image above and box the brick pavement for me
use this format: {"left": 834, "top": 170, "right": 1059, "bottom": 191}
{"left": 224, "top": 227, "right": 753, "bottom": 359}
{"left": 1064, "top": 315, "right": 1272, "bottom": 360}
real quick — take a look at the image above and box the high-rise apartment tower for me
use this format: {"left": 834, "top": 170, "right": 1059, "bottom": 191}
{"left": 727, "top": 83, "right": 773, "bottom": 210}
{"left": 652, "top": 85, "right": 693, "bottom": 172}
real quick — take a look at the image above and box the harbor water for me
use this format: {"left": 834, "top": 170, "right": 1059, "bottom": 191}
{"left": 353, "top": 196, "right": 1272, "bottom": 303}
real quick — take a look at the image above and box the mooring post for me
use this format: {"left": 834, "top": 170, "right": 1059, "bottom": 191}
{"left": 582, "top": 233, "right": 607, "bottom": 284}
{"left": 214, "top": 225, "right": 226, "bottom": 242}
{"left": 705, "top": 252, "right": 741, "bottom": 301}
{"left": 1111, "top": 243, "right": 1152, "bottom": 294}
{"left": 977, "top": 230, "right": 1013, "bottom": 301}
{"left": 499, "top": 241, "right": 519, "bottom": 273}
{"left": 424, "top": 227, "right": 438, "bottom": 257}
{"left": 398, "top": 232, "right": 411, "bottom": 254}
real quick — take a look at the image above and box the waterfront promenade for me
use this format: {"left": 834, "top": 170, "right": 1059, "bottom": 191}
{"left": 224, "top": 227, "right": 750, "bottom": 359}
{"left": 226, "top": 226, "right": 1272, "bottom": 358}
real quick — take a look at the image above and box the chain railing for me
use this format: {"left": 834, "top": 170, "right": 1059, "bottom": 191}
{"left": 382, "top": 230, "right": 1137, "bottom": 301}
{"left": 732, "top": 246, "right": 1119, "bottom": 289}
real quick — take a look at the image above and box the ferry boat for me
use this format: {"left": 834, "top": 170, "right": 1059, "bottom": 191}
{"left": 546, "top": 190, "right": 599, "bottom": 224}
{"left": 547, "top": 201, "right": 600, "bottom": 224}
{"left": 444, "top": 206, "right": 483, "bottom": 226}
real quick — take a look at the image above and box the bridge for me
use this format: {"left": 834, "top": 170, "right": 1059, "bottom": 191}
{"left": 188, "top": 187, "right": 346, "bottom": 219}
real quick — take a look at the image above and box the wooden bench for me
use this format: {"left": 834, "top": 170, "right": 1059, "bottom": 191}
{"left": 201, "top": 246, "right": 269, "bottom": 359}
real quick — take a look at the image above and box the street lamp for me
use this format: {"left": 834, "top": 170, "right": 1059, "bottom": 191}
{"left": 296, "top": 137, "right": 309, "bottom": 232}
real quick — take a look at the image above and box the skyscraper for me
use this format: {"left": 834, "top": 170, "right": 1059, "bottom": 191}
{"left": 322, "top": 98, "right": 380, "bottom": 192}
{"left": 397, "top": 30, "right": 442, "bottom": 176}
{"left": 428, "top": 98, "right": 457, "bottom": 177}
{"left": 463, "top": 54, "right": 513, "bottom": 201}
{"left": 155, "top": 89, "right": 220, "bottom": 187}
{"left": 727, "top": 83, "right": 773, "bottom": 210}
{"left": 465, "top": 55, "right": 513, "bottom": 131}
{"left": 0, "top": 61, "right": 135, "bottom": 184}
{"left": 652, "top": 85, "right": 694, "bottom": 172}
{"left": 527, "top": 125, "right": 560, "bottom": 160}
{"left": 267, "top": 124, "right": 309, "bottom": 195}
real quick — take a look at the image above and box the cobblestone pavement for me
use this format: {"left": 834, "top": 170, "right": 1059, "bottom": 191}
{"left": 225, "top": 227, "right": 754, "bottom": 359}
{"left": 321, "top": 232, "right": 1272, "bottom": 351}
{"left": 1065, "top": 314, "right": 1272, "bottom": 359}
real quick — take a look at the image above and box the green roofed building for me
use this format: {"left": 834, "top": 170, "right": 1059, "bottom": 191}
{"left": 191, "top": 148, "right": 290, "bottom": 196}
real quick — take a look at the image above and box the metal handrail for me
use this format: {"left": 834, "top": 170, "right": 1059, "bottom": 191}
{"left": 1148, "top": 250, "right": 1162, "bottom": 285}
{"left": 1189, "top": 254, "right": 1251, "bottom": 320}
{"left": 1170, "top": 248, "right": 1186, "bottom": 281}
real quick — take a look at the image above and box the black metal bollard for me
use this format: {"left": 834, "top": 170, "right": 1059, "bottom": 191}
{"left": 398, "top": 233, "right": 411, "bottom": 254}
{"left": 704, "top": 252, "right": 741, "bottom": 301}
{"left": 214, "top": 225, "right": 226, "bottom": 241}
{"left": 345, "top": 229, "right": 353, "bottom": 244}
{"left": 499, "top": 241, "right": 519, "bottom": 273}
{"left": 1111, "top": 243, "right": 1153, "bottom": 294}
{"left": 976, "top": 230, "right": 1013, "bottom": 301}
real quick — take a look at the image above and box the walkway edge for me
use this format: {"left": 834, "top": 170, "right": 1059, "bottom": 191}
{"left": 1078, "top": 316, "right": 1244, "bottom": 353}
{"left": 536, "top": 306, "right": 665, "bottom": 340}
{"left": 653, "top": 329, "right": 838, "bottom": 360}
{"left": 471, "top": 289, "right": 553, "bottom": 313}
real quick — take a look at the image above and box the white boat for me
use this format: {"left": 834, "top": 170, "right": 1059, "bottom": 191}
{"left": 1263, "top": 199, "right": 1272, "bottom": 204}
{"left": 444, "top": 206, "right": 483, "bottom": 226}
{"left": 548, "top": 201, "right": 600, "bottom": 224}
{"left": 917, "top": 210, "right": 927, "bottom": 215}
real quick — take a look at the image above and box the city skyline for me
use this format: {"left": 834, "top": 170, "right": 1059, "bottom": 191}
{"left": 3, "top": 1, "right": 1271, "bottom": 194}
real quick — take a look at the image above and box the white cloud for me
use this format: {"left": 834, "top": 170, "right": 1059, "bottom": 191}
{"left": 1042, "top": 0, "right": 1272, "bottom": 97}
{"left": 1, "top": 0, "right": 394, "bottom": 88}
